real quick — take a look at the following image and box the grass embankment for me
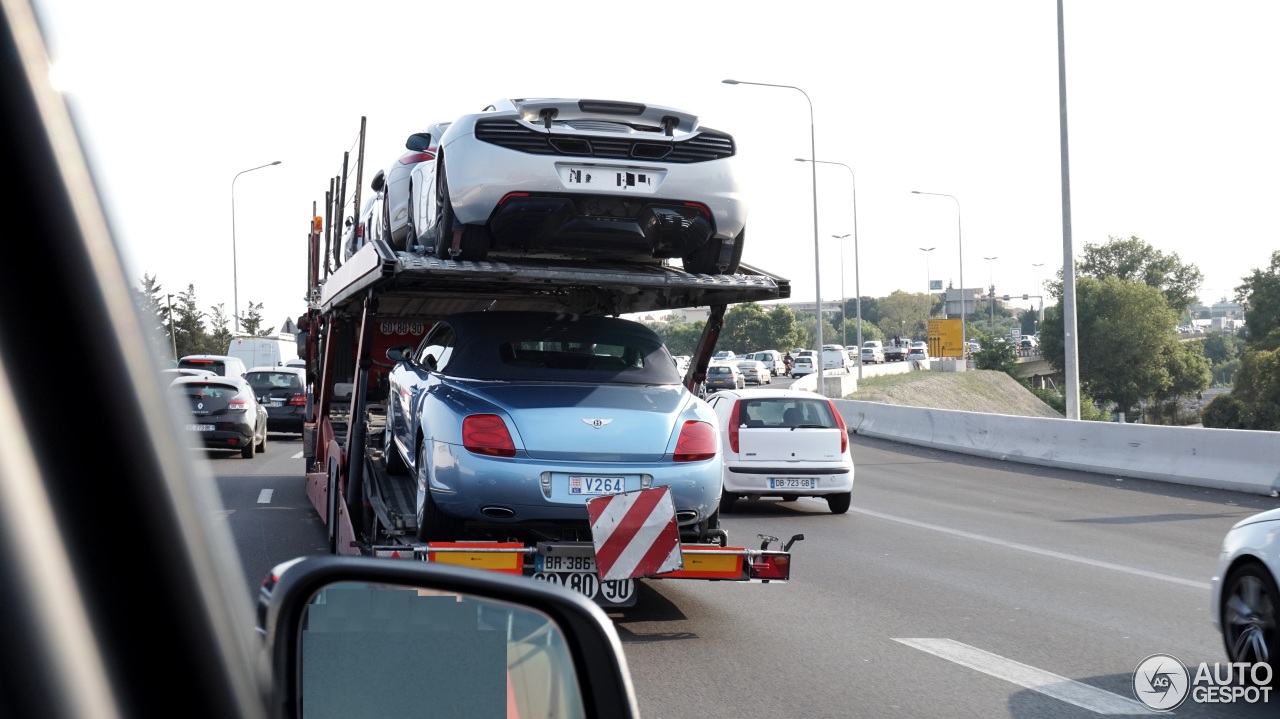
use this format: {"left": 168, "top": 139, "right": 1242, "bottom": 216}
{"left": 845, "top": 369, "right": 1063, "bottom": 418}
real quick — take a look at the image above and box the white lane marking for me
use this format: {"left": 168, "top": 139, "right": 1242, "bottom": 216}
{"left": 894, "top": 638, "right": 1153, "bottom": 715}
{"left": 257, "top": 489, "right": 273, "bottom": 504}
{"left": 292, "top": 451, "right": 303, "bottom": 459}
{"left": 851, "top": 506, "right": 1210, "bottom": 590}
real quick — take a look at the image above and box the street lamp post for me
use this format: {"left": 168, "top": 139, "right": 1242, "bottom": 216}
{"left": 232, "top": 160, "right": 282, "bottom": 333}
{"left": 1032, "top": 262, "right": 1046, "bottom": 324}
{"left": 724, "top": 80, "right": 825, "bottom": 390}
{"left": 919, "top": 247, "right": 935, "bottom": 317}
{"left": 795, "top": 158, "right": 862, "bottom": 379}
{"left": 833, "top": 233, "right": 850, "bottom": 346}
{"left": 911, "top": 191, "right": 964, "bottom": 362}
{"left": 983, "top": 256, "right": 998, "bottom": 331}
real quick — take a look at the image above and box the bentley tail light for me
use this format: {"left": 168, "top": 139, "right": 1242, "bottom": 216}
{"left": 462, "top": 414, "right": 516, "bottom": 457}
{"left": 674, "top": 420, "right": 716, "bottom": 462}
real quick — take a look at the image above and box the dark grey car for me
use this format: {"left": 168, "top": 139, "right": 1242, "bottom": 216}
{"left": 245, "top": 367, "right": 307, "bottom": 434}
{"left": 169, "top": 375, "right": 268, "bottom": 458}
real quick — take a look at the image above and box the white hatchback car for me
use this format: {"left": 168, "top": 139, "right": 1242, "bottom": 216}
{"left": 790, "top": 354, "right": 815, "bottom": 378}
{"left": 429, "top": 98, "right": 747, "bottom": 274}
{"left": 1210, "top": 508, "right": 1279, "bottom": 667}
{"left": 704, "top": 388, "right": 854, "bottom": 514}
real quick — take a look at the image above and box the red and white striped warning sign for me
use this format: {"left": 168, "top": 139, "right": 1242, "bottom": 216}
{"left": 586, "top": 486, "right": 683, "bottom": 581}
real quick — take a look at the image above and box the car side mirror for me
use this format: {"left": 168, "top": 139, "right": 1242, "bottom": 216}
{"left": 260, "top": 557, "right": 639, "bottom": 719}
{"left": 386, "top": 345, "right": 413, "bottom": 364}
{"left": 405, "top": 132, "right": 432, "bottom": 152}
{"left": 370, "top": 169, "right": 386, "bottom": 194}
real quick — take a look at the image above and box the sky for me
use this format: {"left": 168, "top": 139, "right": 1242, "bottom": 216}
{"left": 37, "top": 0, "right": 1279, "bottom": 333}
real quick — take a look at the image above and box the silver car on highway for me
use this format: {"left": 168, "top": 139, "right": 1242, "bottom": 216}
{"left": 427, "top": 98, "right": 747, "bottom": 274}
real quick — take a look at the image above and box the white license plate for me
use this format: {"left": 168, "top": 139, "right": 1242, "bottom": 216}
{"left": 537, "top": 553, "right": 597, "bottom": 573}
{"left": 531, "top": 572, "right": 635, "bottom": 606}
{"left": 186, "top": 424, "right": 214, "bottom": 432}
{"left": 569, "top": 476, "right": 625, "bottom": 495}
{"left": 558, "top": 164, "right": 662, "bottom": 193}
{"left": 770, "top": 477, "right": 816, "bottom": 489}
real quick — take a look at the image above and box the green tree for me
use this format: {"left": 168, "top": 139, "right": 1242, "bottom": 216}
{"left": 172, "top": 284, "right": 207, "bottom": 358}
{"left": 1231, "top": 348, "right": 1280, "bottom": 430}
{"left": 875, "top": 290, "right": 930, "bottom": 341}
{"left": 133, "top": 274, "right": 175, "bottom": 363}
{"left": 721, "top": 303, "right": 771, "bottom": 353}
{"left": 973, "top": 336, "right": 1018, "bottom": 375}
{"left": 1201, "top": 393, "right": 1247, "bottom": 429}
{"left": 650, "top": 319, "right": 705, "bottom": 356}
{"left": 1070, "top": 235, "right": 1204, "bottom": 315}
{"left": 1150, "top": 341, "right": 1211, "bottom": 425}
{"left": 763, "top": 305, "right": 806, "bottom": 351}
{"left": 1200, "top": 331, "right": 1243, "bottom": 365}
{"left": 1234, "top": 250, "right": 1280, "bottom": 351}
{"left": 1039, "top": 276, "right": 1181, "bottom": 418}
{"left": 239, "top": 301, "right": 275, "bottom": 337}
{"left": 205, "top": 303, "right": 234, "bottom": 356}
{"left": 848, "top": 296, "right": 881, "bottom": 327}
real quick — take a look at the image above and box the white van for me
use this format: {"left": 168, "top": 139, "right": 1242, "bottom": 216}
{"left": 177, "top": 354, "right": 248, "bottom": 378}
{"left": 745, "top": 350, "right": 783, "bottom": 376}
{"left": 227, "top": 333, "right": 299, "bottom": 368}
{"left": 821, "top": 346, "right": 851, "bottom": 371}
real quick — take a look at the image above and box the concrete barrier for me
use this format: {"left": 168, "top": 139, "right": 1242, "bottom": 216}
{"left": 834, "top": 400, "right": 1280, "bottom": 496}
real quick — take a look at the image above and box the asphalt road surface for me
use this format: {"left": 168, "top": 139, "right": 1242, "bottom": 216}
{"left": 212, "top": 428, "right": 1278, "bottom": 718}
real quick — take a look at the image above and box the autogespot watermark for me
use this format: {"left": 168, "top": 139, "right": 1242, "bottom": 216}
{"left": 1132, "top": 654, "right": 1272, "bottom": 711}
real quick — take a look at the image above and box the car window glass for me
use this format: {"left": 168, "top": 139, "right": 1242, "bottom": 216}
{"left": 299, "top": 582, "right": 587, "bottom": 719}
{"left": 741, "top": 399, "right": 835, "bottom": 428}
{"left": 179, "top": 359, "right": 227, "bottom": 375}
{"left": 416, "top": 325, "right": 456, "bottom": 370}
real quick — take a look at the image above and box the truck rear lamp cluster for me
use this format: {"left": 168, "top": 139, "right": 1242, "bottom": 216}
{"left": 673, "top": 420, "right": 716, "bottom": 462}
{"left": 749, "top": 553, "right": 790, "bottom": 581}
{"left": 462, "top": 414, "right": 516, "bottom": 457}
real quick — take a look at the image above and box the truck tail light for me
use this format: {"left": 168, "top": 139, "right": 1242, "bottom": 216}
{"left": 750, "top": 553, "right": 791, "bottom": 581}
{"left": 288, "top": 394, "right": 306, "bottom": 406}
{"left": 727, "top": 400, "right": 742, "bottom": 453}
{"left": 462, "top": 414, "right": 516, "bottom": 457}
{"left": 674, "top": 420, "right": 716, "bottom": 462}
{"left": 826, "top": 400, "right": 848, "bottom": 453}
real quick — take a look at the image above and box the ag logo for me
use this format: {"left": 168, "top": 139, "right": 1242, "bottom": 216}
{"left": 1132, "top": 653, "right": 1189, "bottom": 711}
